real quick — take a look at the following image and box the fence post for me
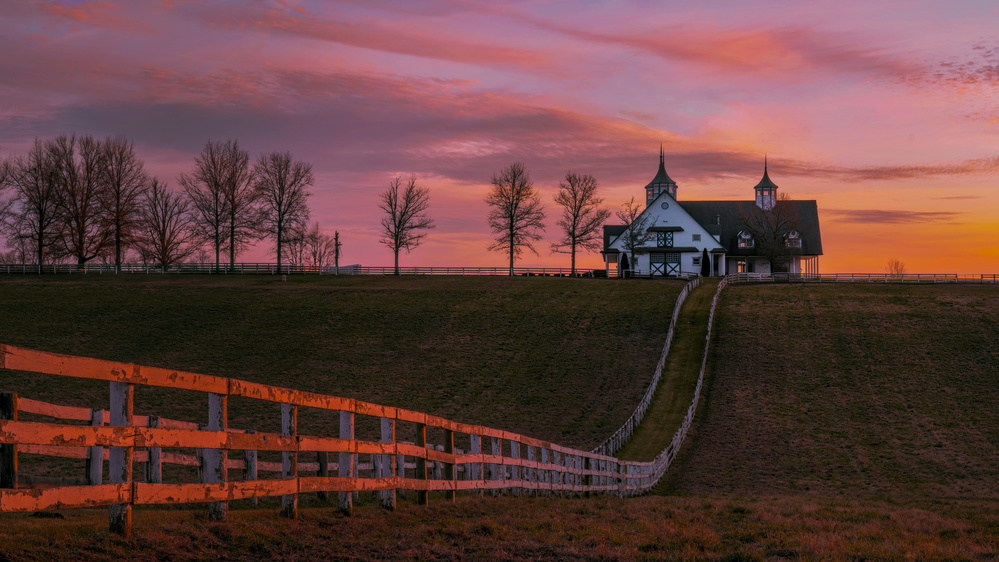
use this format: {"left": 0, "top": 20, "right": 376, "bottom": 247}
{"left": 243, "top": 429, "right": 258, "bottom": 506}
{"left": 540, "top": 448, "right": 549, "bottom": 497}
{"left": 206, "top": 393, "right": 228, "bottom": 521}
{"left": 489, "top": 437, "right": 501, "bottom": 496}
{"left": 146, "top": 415, "right": 161, "bottom": 484}
{"left": 281, "top": 403, "right": 298, "bottom": 518}
{"left": 0, "top": 393, "right": 17, "bottom": 490}
{"left": 415, "top": 423, "right": 428, "bottom": 505}
{"left": 86, "top": 408, "right": 103, "bottom": 486}
{"left": 526, "top": 445, "right": 535, "bottom": 496}
{"left": 316, "top": 451, "right": 329, "bottom": 502}
{"left": 469, "top": 434, "right": 482, "bottom": 497}
{"left": 380, "top": 417, "right": 396, "bottom": 510}
{"left": 509, "top": 440, "right": 520, "bottom": 497}
{"left": 338, "top": 410, "right": 354, "bottom": 515}
{"left": 444, "top": 429, "right": 455, "bottom": 502}
{"left": 109, "top": 381, "right": 134, "bottom": 535}
{"left": 396, "top": 445, "right": 406, "bottom": 500}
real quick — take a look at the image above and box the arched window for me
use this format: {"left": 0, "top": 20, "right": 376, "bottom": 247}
{"left": 786, "top": 230, "right": 802, "bottom": 248}
{"left": 738, "top": 231, "right": 754, "bottom": 249}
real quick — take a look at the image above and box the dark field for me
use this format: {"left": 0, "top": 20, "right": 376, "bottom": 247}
{"left": 663, "top": 283, "right": 999, "bottom": 501}
{"left": 0, "top": 274, "right": 681, "bottom": 451}
{"left": 4, "top": 277, "right": 999, "bottom": 560}
{"left": 2, "top": 495, "right": 998, "bottom": 560}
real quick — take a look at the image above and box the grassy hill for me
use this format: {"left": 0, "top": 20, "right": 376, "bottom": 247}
{"left": 662, "top": 283, "right": 999, "bottom": 501}
{"left": 3, "top": 278, "right": 999, "bottom": 560}
{"left": 0, "top": 274, "right": 682, "bottom": 451}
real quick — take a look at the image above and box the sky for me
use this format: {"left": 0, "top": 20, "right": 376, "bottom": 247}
{"left": 2, "top": 0, "right": 997, "bottom": 273}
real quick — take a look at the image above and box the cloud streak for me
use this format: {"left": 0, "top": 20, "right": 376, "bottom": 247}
{"left": 823, "top": 209, "right": 962, "bottom": 224}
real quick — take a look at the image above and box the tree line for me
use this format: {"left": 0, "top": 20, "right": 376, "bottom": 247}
{"left": 0, "top": 136, "right": 630, "bottom": 275}
{"left": 0, "top": 135, "right": 341, "bottom": 272}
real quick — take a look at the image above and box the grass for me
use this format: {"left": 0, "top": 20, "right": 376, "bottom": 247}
{"left": 4, "top": 277, "right": 999, "bottom": 559}
{"left": 617, "top": 279, "right": 718, "bottom": 462}
{"left": 0, "top": 274, "right": 682, "bottom": 455}
{"left": 661, "top": 283, "right": 999, "bottom": 501}
{"left": 2, "top": 495, "right": 998, "bottom": 560}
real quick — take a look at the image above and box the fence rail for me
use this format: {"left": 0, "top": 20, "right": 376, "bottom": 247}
{"left": 0, "top": 263, "right": 606, "bottom": 277}
{"left": 592, "top": 276, "right": 702, "bottom": 456}
{"left": 728, "top": 272, "right": 999, "bottom": 284}
{"left": 0, "top": 280, "right": 730, "bottom": 534}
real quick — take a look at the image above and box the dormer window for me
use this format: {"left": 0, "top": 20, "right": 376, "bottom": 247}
{"left": 657, "top": 231, "right": 673, "bottom": 248}
{"left": 738, "top": 231, "right": 754, "bottom": 249}
{"left": 786, "top": 230, "right": 802, "bottom": 248}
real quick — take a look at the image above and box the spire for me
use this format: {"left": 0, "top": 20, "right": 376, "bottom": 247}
{"left": 645, "top": 145, "right": 678, "bottom": 206}
{"left": 754, "top": 156, "right": 778, "bottom": 209}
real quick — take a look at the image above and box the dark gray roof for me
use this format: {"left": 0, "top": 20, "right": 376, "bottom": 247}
{"left": 679, "top": 200, "right": 823, "bottom": 256}
{"left": 646, "top": 147, "right": 677, "bottom": 189}
{"left": 603, "top": 224, "right": 627, "bottom": 249}
{"left": 754, "top": 163, "right": 778, "bottom": 191}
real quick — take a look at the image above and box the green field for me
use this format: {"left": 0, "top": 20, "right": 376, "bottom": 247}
{"left": 0, "top": 275, "right": 682, "bottom": 451}
{"left": 663, "top": 283, "right": 999, "bottom": 501}
{"left": 3, "top": 277, "right": 999, "bottom": 560}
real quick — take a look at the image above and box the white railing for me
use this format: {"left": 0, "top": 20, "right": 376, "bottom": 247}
{"left": 591, "top": 276, "right": 702, "bottom": 456}
{"left": 728, "top": 273, "right": 998, "bottom": 284}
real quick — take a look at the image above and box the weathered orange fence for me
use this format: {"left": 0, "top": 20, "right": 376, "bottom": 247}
{"left": 0, "top": 345, "right": 661, "bottom": 534}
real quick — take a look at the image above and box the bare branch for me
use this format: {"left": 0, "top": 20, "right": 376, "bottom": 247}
{"left": 615, "top": 196, "right": 655, "bottom": 273}
{"left": 379, "top": 175, "right": 435, "bottom": 274}
{"left": 550, "top": 171, "right": 611, "bottom": 275}
{"left": 485, "top": 162, "right": 546, "bottom": 275}
{"left": 99, "top": 135, "right": 148, "bottom": 272}
{"left": 738, "top": 192, "right": 801, "bottom": 272}
{"left": 134, "top": 178, "right": 198, "bottom": 269}
{"left": 253, "top": 151, "right": 313, "bottom": 271}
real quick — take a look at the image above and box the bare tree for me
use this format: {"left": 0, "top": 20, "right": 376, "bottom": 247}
{"left": 303, "top": 221, "right": 337, "bottom": 268}
{"left": 738, "top": 192, "right": 800, "bottom": 273}
{"left": 615, "top": 196, "right": 654, "bottom": 275}
{"left": 283, "top": 224, "right": 308, "bottom": 266}
{"left": 48, "top": 134, "right": 112, "bottom": 266}
{"left": 379, "top": 175, "right": 435, "bottom": 275}
{"left": 134, "top": 179, "right": 197, "bottom": 269}
{"left": 551, "top": 171, "right": 611, "bottom": 275}
{"left": 99, "top": 135, "right": 148, "bottom": 272}
{"left": 5, "top": 140, "right": 63, "bottom": 270}
{"left": 485, "top": 162, "right": 546, "bottom": 275}
{"left": 886, "top": 258, "right": 906, "bottom": 278}
{"left": 179, "top": 140, "right": 231, "bottom": 271}
{"left": 253, "top": 151, "right": 313, "bottom": 272}
{"left": 219, "top": 140, "right": 259, "bottom": 268}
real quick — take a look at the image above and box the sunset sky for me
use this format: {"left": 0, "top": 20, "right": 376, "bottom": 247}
{"left": 2, "top": 1, "right": 998, "bottom": 273}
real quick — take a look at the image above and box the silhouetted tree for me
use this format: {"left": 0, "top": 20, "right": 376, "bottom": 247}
{"left": 179, "top": 140, "right": 232, "bottom": 271}
{"left": 99, "top": 135, "right": 148, "bottom": 272}
{"left": 886, "top": 258, "right": 906, "bottom": 278}
{"left": 738, "top": 192, "right": 800, "bottom": 273}
{"left": 253, "top": 151, "right": 313, "bottom": 272}
{"left": 485, "top": 162, "right": 546, "bottom": 275}
{"left": 551, "top": 171, "right": 610, "bottom": 275}
{"left": 5, "top": 140, "right": 63, "bottom": 271}
{"left": 304, "top": 221, "right": 337, "bottom": 268}
{"left": 615, "top": 196, "right": 654, "bottom": 275}
{"left": 379, "top": 175, "right": 435, "bottom": 275}
{"left": 135, "top": 179, "right": 198, "bottom": 269}
{"left": 219, "top": 140, "right": 259, "bottom": 268}
{"left": 47, "top": 134, "right": 112, "bottom": 266}
{"left": 700, "top": 248, "right": 710, "bottom": 276}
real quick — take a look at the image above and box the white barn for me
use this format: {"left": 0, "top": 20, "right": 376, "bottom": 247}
{"left": 602, "top": 150, "right": 822, "bottom": 277}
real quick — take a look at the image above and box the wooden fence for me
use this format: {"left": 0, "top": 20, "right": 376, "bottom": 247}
{"left": 0, "top": 263, "right": 602, "bottom": 277}
{"left": 0, "top": 280, "right": 729, "bottom": 535}
{"left": 591, "top": 276, "right": 702, "bottom": 456}
{"left": 728, "top": 272, "right": 999, "bottom": 284}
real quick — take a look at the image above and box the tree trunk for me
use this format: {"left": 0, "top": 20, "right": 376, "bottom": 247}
{"left": 394, "top": 248, "right": 400, "bottom": 276}
{"left": 508, "top": 227, "right": 515, "bottom": 276}
{"left": 570, "top": 245, "right": 576, "bottom": 276}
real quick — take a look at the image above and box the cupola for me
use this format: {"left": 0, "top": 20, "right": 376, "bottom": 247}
{"left": 754, "top": 157, "right": 778, "bottom": 210}
{"left": 645, "top": 145, "right": 678, "bottom": 207}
